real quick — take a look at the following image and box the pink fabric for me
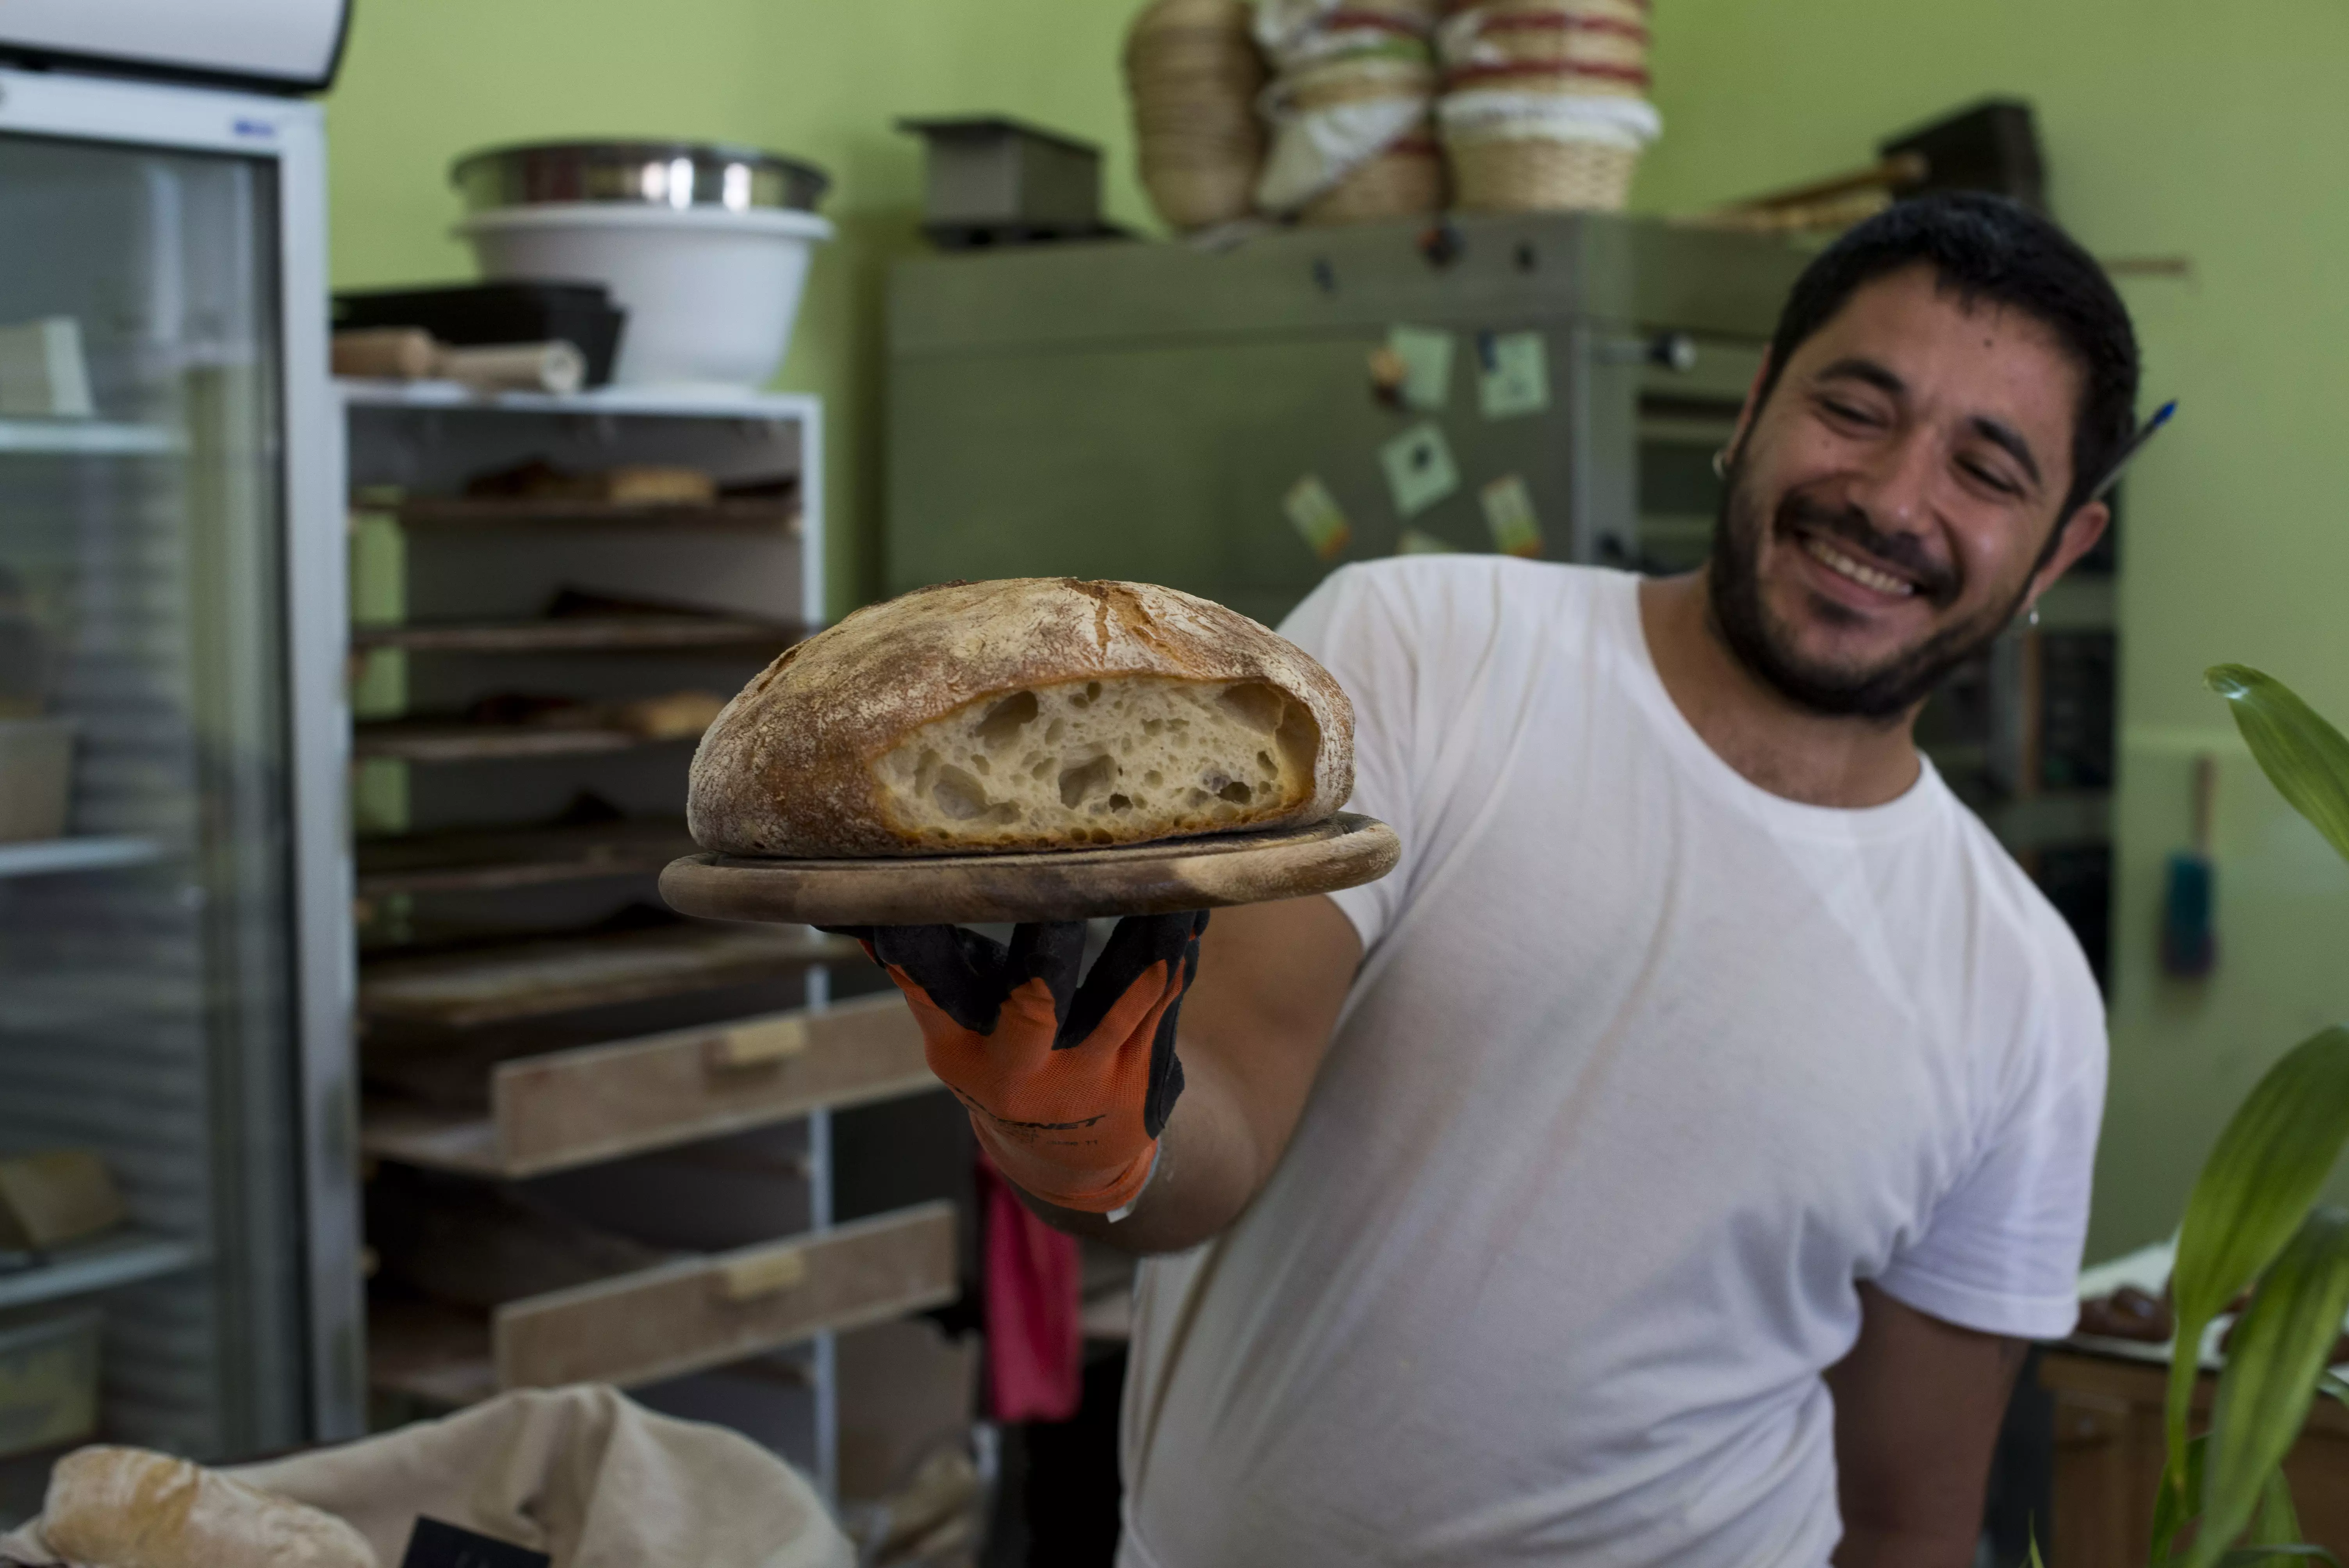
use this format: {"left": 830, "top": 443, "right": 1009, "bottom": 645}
{"left": 977, "top": 1147, "right": 1084, "bottom": 1423}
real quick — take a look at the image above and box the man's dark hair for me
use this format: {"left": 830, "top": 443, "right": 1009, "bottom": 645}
{"left": 1755, "top": 192, "right": 2141, "bottom": 524}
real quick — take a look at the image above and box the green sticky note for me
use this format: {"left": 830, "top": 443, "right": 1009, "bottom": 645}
{"left": 1478, "top": 331, "right": 1551, "bottom": 420}
{"left": 1380, "top": 423, "right": 1460, "bottom": 519}
{"left": 1388, "top": 326, "right": 1456, "bottom": 412}
{"left": 1284, "top": 474, "right": 1353, "bottom": 561}
{"left": 1482, "top": 474, "right": 1544, "bottom": 558}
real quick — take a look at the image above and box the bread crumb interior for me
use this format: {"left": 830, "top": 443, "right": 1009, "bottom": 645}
{"left": 873, "top": 676, "right": 1321, "bottom": 847}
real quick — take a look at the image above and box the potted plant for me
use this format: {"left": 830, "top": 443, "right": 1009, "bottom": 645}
{"left": 2069, "top": 665, "right": 2349, "bottom": 1566}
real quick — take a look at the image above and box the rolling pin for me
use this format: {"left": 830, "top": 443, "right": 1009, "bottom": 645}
{"left": 332, "top": 328, "right": 586, "bottom": 396}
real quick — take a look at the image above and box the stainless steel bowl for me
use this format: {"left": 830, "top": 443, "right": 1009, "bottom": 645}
{"left": 451, "top": 141, "right": 832, "bottom": 215}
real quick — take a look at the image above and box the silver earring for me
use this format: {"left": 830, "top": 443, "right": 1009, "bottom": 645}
{"left": 1711, "top": 447, "right": 1729, "bottom": 479}
{"left": 2028, "top": 604, "right": 2041, "bottom": 629}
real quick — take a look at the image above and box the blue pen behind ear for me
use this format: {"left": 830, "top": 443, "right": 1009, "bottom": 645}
{"left": 2091, "top": 399, "right": 2176, "bottom": 505}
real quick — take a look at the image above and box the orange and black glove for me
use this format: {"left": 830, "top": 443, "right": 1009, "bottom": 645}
{"left": 825, "top": 914, "right": 1208, "bottom": 1214}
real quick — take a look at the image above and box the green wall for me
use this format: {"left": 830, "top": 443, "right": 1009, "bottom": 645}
{"left": 331, "top": 0, "right": 2349, "bottom": 1262}
{"left": 324, "top": 0, "right": 1150, "bottom": 618}
{"left": 1638, "top": 0, "right": 2349, "bottom": 1259}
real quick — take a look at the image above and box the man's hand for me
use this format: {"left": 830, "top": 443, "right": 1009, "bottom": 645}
{"left": 831, "top": 914, "right": 1208, "bottom": 1214}
{"left": 1828, "top": 1283, "right": 2028, "bottom": 1568}
{"left": 842, "top": 895, "right": 1362, "bottom": 1251}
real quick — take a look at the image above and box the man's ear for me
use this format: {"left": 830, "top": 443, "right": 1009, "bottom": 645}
{"left": 2024, "top": 500, "right": 2111, "bottom": 609}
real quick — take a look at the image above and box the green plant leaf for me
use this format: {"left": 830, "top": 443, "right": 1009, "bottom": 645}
{"left": 2320, "top": 1371, "right": 2349, "bottom": 1411}
{"left": 2215, "top": 1552, "right": 2340, "bottom": 1566}
{"left": 2167, "top": 1028, "right": 2349, "bottom": 1474}
{"left": 2252, "top": 1468, "right": 2303, "bottom": 1548}
{"left": 2206, "top": 665, "right": 2349, "bottom": 867}
{"left": 2155, "top": 1435, "right": 2210, "bottom": 1562}
{"left": 2185, "top": 1208, "right": 2349, "bottom": 1568}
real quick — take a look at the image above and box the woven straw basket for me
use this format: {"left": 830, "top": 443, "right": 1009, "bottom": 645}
{"left": 1304, "top": 136, "right": 1446, "bottom": 223}
{"left": 1449, "top": 136, "right": 1636, "bottom": 212}
{"left": 1126, "top": 0, "right": 1267, "bottom": 230}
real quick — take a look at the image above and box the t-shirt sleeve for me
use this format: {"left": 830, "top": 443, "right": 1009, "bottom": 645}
{"left": 1276, "top": 565, "right": 1423, "bottom": 953}
{"left": 1872, "top": 942, "right": 2108, "bottom": 1340}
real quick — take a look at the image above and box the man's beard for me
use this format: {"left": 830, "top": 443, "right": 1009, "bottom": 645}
{"left": 1705, "top": 466, "right": 2029, "bottom": 721}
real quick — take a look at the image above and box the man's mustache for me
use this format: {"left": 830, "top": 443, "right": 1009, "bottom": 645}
{"left": 1772, "top": 492, "right": 1959, "bottom": 608}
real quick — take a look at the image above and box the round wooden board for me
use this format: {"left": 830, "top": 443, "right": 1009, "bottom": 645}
{"left": 659, "top": 813, "right": 1399, "bottom": 926}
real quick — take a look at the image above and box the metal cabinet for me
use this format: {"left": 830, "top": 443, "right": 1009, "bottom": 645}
{"left": 886, "top": 212, "right": 1808, "bottom": 624}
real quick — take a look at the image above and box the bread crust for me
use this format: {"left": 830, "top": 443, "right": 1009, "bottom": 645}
{"left": 44, "top": 1446, "right": 378, "bottom": 1568}
{"left": 689, "top": 578, "right": 1355, "bottom": 857}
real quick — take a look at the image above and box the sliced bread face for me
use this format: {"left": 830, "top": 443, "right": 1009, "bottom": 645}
{"left": 689, "top": 577, "right": 1354, "bottom": 857}
{"left": 873, "top": 674, "right": 1324, "bottom": 849}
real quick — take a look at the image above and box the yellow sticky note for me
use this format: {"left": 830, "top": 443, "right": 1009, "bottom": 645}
{"left": 1285, "top": 475, "right": 1352, "bottom": 562}
{"left": 1482, "top": 475, "right": 1544, "bottom": 558}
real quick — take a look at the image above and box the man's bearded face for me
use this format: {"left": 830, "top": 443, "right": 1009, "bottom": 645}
{"left": 1703, "top": 266, "right": 2092, "bottom": 722}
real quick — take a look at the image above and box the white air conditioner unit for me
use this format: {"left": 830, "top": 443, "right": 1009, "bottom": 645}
{"left": 0, "top": 0, "right": 350, "bottom": 93}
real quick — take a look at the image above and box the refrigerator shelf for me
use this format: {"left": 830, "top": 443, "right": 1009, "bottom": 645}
{"left": 0, "top": 1231, "right": 201, "bottom": 1311}
{"left": 0, "top": 420, "right": 185, "bottom": 456}
{"left": 358, "top": 922, "right": 864, "bottom": 1030}
{"left": 350, "top": 614, "right": 802, "bottom": 655}
{"left": 355, "top": 818, "right": 695, "bottom": 898}
{"left": 0, "top": 836, "right": 166, "bottom": 880}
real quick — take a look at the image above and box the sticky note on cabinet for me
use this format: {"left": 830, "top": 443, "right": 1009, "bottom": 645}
{"left": 1380, "top": 424, "right": 1460, "bottom": 518}
{"left": 1478, "top": 331, "right": 1551, "bottom": 420}
{"left": 1481, "top": 474, "right": 1544, "bottom": 557}
{"left": 1284, "top": 475, "right": 1352, "bottom": 561}
{"left": 1387, "top": 326, "right": 1456, "bottom": 412}
{"left": 1395, "top": 528, "right": 1456, "bottom": 555}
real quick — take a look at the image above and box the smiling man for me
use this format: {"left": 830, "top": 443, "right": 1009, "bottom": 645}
{"left": 854, "top": 193, "right": 2138, "bottom": 1566}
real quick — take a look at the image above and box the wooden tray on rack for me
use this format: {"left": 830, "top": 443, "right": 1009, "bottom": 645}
{"left": 659, "top": 812, "right": 1399, "bottom": 926}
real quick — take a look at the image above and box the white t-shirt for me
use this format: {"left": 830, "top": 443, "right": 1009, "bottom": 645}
{"left": 1117, "top": 559, "right": 2106, "bottom": 1568}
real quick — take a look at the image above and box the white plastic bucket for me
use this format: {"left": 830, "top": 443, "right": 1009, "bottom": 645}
{"left": 454, "top": 203, "right": 834, "bottom": 390}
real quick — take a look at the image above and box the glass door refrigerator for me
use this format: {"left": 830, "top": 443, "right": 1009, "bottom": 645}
{"left": 0, "top": 62, "right": 355, "bottom": 1518}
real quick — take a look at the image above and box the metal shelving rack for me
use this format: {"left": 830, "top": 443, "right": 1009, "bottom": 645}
{"left": 339, "top": 381, "right": 948, "bottom": 1499}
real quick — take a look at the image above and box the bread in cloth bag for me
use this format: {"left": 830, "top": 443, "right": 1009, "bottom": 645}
{"left": 690, "top": 577, "right": 1355, "bottom": 856}
{"left": 40, "top": 1445, "right": 376, "bottom": 1568}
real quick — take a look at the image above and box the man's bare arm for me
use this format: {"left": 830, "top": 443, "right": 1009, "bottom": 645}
{"left": 1023, "top": 894, "right": 1361, "bottom": 1254}
{"left": 1827, "top": 1282, "right": 2028, "bottom": 1568}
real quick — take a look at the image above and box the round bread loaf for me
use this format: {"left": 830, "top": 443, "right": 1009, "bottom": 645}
{"left": 690, "top": 578, "right": 1355, "bottom": 857}
{"left": 43, "top": 1445, "right": 378, "bottom": 1568}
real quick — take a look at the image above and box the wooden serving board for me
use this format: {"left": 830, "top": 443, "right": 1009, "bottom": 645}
{"left": 658, "top": 812, "right": 1399, "bottom": 926}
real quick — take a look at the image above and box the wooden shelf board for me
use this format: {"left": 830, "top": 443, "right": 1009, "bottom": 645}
{"left": 352, "top": 720, "right": 695, "bottom": 763}
{"left": 360, "top": 1103, "right": 503, "bottom": 1177}
{"left": 351, "top": 615, "right": 802, "bottom": 655}
{"left": 0, "top": 1231, "right": 201, "bottom": 1310}
{"left": 386, "top": 496, "right": 800, "bottom": 534}
{"left": 358, "top": 923, "right": 863, "bottom": 1028}
{"left": 367, "top": 1299, "right": 497, "bottom": 1409}
{"left": 355, "top": 818, "right": 696, "bottom": 897}
{"left": 0, "top": 835, "right": 166, "bottom": 880}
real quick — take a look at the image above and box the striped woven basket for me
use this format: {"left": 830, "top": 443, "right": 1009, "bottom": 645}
{"left": 1437, "top": 0, "right": 1650, "bottom": 96}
